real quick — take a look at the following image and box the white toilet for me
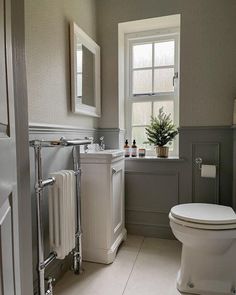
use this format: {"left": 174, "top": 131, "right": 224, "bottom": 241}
{"left": 169, "top": 203, "right": 236, "bottom": 295}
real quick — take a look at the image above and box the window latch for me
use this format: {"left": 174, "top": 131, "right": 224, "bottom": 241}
{"left": 173, "top": 72, "right": 178, "bottom": 86}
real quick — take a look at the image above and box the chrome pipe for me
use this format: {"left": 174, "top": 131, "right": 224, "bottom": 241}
{"left": 72, "top": 146, "right": 83, "bottom": 274}
{"left": 61, "top": 138, "right": 92, "bottom": 146}
{"left": 34, "top": 145, "right": 46, "bottom": 295}
{"left": 42, "top": 252, "right": 57, "bottom": 270}
{"left": 74, "top": 169, "right": 81, "bottom": 176}
{"left": 42, "top": 177, "right": 55, "bottom": 188}
{"left": 30, "top": 138, "right": 92, "bottom": 148}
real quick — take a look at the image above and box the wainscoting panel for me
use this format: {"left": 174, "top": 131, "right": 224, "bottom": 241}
{"left": 180, "top": 126, "right": 233, "bottom": 206}
{"left": 125, "top": 209, "right": 174, "bottom": 238}
{"left": 97, "top": 128, "right": 125, "bottom": 149}
{"left": 126, "top": 209, "right": 170, "bottom": 226}
{"left": 125, "top": 171, "right": 179, "bottom": 238}
{"left": 125, "top": 126, "right": 233, "bottom": 239}
{"left": 125, "top": 171, "right": 179, "bottom": 212}
{"left": 233, "top": 127, "right": 236, "bottom": 210}
{"left": 29, "top": 124, "right": 234, "bottom": 291}
{"left": 192, "top": 142, "right": 220, "bottom": 204}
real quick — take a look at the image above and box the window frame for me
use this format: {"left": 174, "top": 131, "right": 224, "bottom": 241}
{"left": 125, "top": 28, "right": 180, "bottom": 156}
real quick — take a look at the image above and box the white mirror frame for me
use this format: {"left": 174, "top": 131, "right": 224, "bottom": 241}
{"left": 70, "top": 22, "right": 101, "bottom": 117}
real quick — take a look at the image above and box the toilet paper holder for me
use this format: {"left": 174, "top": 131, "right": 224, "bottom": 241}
{"left": 195, "top": 157, "right": 217, "bottom": 169}
{"left": 195, "top": 157, "right": 217, "bottom": 178}
{"left": 195, "top": 157, "right": 203, "bottom": 170}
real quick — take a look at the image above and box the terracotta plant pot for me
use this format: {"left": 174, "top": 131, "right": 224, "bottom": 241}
{"left": 155, "top": 146, "right": 169, "bottom": 158}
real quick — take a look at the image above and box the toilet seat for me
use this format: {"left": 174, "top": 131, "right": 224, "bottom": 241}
{"left": 170, "top": 203, "right": 236, "bottom": 230}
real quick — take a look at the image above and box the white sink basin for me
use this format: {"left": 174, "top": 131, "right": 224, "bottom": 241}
{"left": 80, "top": 149, "right": 124, "bottom": 162}
{"left": 81, "top": 149, "right": 124, "bottom": 156}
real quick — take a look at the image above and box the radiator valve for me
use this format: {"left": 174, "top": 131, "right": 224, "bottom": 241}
{"left": 45, "top": 277, "right": 55, "bottom": 295}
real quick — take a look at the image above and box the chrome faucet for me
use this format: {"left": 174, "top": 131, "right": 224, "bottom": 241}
{"left": 99, "top": 136, "right": 105, "bottom": 151}
{"left": 84, "top": 136, "right": 94, "bottom": 153}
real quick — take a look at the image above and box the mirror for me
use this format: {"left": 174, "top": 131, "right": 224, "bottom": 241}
{"left": 70, "top": 22, "right": 101, "bottom": 117}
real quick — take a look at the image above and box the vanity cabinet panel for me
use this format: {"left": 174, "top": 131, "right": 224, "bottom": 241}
{"left": 111, "top": 160, "right": 125, "bottom": 244}
{"left": 81, "top": 152, "right": 127, "bottom": 264}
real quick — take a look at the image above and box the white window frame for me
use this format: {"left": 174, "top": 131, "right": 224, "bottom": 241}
{"left": 125, "top": 28, "right": 180, "bottom": 156}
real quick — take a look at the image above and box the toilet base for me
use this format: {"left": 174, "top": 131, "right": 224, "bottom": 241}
{"left": 176, "top": 244, "right": 236, "bottom": 295}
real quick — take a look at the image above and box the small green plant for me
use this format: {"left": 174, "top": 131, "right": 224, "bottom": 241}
{"left": 145, "top": 107, "right": 178, "bottom": 146}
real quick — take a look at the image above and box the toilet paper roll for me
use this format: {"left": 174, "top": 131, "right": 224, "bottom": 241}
{"left": 201, "top": 164, "right": 216, "bottom": 178}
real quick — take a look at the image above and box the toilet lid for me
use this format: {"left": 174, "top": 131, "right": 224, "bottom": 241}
{"left": 170, "top": 203, "right": 236, "bottom": 225}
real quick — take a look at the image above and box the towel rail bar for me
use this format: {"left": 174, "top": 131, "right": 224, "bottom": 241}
{"left": 39, "top": 252, "right": 57, "bottom": 270}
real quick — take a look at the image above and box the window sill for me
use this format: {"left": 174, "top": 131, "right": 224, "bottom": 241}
{"left": 125, "top": 156, "right": 185, "bottom": 162}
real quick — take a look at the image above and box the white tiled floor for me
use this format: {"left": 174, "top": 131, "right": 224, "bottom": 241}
{"left": 54, "top": 236, "right": 184, "bottom": 295}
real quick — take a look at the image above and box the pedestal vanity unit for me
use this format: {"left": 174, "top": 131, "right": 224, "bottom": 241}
{"left": 80, "top": 150, "right": 127, "bottom": 264}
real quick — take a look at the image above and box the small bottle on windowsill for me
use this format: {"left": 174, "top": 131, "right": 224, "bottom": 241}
{"left": 124, "top": 139, "right": 130, "bottom": 157}
{"left": 138, "top": 148, "right": 146, "bottom": 158}
{"left": 131, "top": 140, "right": 137, "bottom": 157}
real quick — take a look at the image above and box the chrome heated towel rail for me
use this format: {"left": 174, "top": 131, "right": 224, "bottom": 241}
{"left": 30, "top": 138, "right": 92, "bottom": 295}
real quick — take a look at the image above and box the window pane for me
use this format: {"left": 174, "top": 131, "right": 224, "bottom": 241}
{"left": 154, "top": 41, "right": 174, "bottom": 66}
{"left": 76, "top": 73, "right": 82, "bottom": 97}
{"left": 132, "top": 126, "right": 149, "bottom": 148}
{"left": 154, "top": 68, "right": 174, "bottom": 93}
{"left": 153, "top": 100, "right": 174, "bottom": 122}
{"left": 133, "top": 43, "right": 152, "bottom": 68}
{"left": 132, "top": 102, "right": 152, "bottom": 125}
{"left": 133, "top": 69, "right": 152, "bottom": 95}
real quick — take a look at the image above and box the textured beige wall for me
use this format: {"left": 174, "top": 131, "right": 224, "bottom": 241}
{"left": 25, "top": 0, "right": 98, "bottom": 128}
{"left": 97, "top": 0, "right": 236, "bottom": 128}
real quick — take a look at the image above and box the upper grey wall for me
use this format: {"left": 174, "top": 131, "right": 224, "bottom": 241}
{"left": 25, "top": 0, "right": 98, "bottom": 128}
{"left": 97, "top": 0, "right": 236, "bottom": 129}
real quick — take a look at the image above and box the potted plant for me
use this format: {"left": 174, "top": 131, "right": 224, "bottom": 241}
{"left": 145, "top": 107, "right": 178, "bottom": 158}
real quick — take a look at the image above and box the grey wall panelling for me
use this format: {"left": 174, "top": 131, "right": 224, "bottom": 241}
{"left": 232, "top": 127, "right": 236, "bottom": 211}
{"left": 180, "top": 126, "right": 233, "bottom": 206}
{"left": 97, "top": 128, "right": 125, "bottom": 149}
{"left": 192, "top": 142, "right": 220, "bottom": 204}
{"left": 29, "top": 125, "right": 234, "bottom": 290}
{"left": 125, "top": 171, "right": 179, "bottom": 239}
{"left": 125, "top": 126, "right": 233, "bottom": 238}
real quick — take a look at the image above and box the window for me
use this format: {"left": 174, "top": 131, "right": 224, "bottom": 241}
{"left": 125, "top": 28, "right": 179, "bottom": 155}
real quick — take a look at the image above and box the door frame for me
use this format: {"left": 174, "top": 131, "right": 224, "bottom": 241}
{"left": 11, "top": 0, "right": 33, "bottom": 294}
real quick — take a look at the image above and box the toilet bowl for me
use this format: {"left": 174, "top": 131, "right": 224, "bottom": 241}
{"left": 169, "top": 203, "right": 236, "bottom": 295}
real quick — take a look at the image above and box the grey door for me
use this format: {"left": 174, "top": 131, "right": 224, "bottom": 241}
{"left": 0, "top": 0, "right": 19, "bottom": 294}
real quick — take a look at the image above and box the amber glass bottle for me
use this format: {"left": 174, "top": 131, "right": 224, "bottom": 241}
{"left": 124, "top": 139, "right": 130, "bottom": 157}
{"left": 131, "top": 140, "right": 137, "bottom": 157}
